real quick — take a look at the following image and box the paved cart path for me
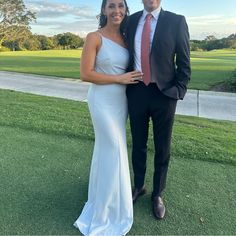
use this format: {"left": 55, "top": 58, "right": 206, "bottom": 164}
{"left": 0, "top": 71, "right": 236, "bottom": 121}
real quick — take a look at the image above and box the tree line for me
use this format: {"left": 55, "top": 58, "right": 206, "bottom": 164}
{"left": 0, "top": 0, "right": 84, "bottom": 51}
{"left": 190, "top": 34, "right": 236, "bottom": 51}
{"left": 1, "top": 30, "right": 84, "bottom": 51}
{"left": 0, "top": 0, "right": 235, "bottom": 52}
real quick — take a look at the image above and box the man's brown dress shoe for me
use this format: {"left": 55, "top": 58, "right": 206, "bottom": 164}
{"left": 152, "top": 196, "right": 166, "bottom": 219}
{"left": 132, "top": 186, "right": 146, "bottom": 203}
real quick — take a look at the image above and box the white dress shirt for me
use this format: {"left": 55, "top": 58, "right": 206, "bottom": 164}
{"left": 134, "top": 7, "right": 161, "bottom": 78}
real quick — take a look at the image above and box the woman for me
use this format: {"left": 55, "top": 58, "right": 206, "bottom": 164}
{"left": 73, "top": 0, "right": 142, "bottom": 235}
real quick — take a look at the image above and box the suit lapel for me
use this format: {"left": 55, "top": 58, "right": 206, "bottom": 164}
{"left": 129, "top": 11, "right": 143, "bottom": 51}
{"left": 151, "top": 9, "right": 166, "bottom": 53}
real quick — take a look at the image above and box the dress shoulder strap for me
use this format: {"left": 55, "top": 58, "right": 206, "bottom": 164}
{"left": 94, "top": 31, "right": 103, "bottom": 52}
{"left": 96, "top": 31, "right": 103, "bottom": 38}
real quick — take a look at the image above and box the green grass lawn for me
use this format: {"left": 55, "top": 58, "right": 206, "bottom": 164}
{"left": 0, "top": 50, "right": 82, "bottom": 78}
{"left": 0, "top": 89, "right": 235, "bottom": 235}
{"left": 1, "top": 49, "right": 236, "bottom": 90}
{"left": 190, "top": 49, "right": 236, "bottom": 90}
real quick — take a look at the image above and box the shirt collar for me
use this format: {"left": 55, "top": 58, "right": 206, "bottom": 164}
{"left": 142, "top": 6, "right": 161, "bottom": 20}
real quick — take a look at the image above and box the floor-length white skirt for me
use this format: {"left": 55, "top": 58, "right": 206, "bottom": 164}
{"left": 74, "top": 84, "right": 133, "bottom": 236}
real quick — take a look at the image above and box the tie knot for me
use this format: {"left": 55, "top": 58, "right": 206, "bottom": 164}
{"left": 146, "top": 14, "right": 152, "bottom": 20}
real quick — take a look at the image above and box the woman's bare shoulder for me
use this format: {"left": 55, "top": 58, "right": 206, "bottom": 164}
{"left": 85, "top": 31, "right": 102, "bottom": 43}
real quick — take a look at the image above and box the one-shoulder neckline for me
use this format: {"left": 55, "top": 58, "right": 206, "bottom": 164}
{"left": 100, "top": 35, "right": 128, "bottom": 50}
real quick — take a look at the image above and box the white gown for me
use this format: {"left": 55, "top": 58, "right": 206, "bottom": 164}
{"left": 73, "top": 36, "right": 133, "bottom": 236}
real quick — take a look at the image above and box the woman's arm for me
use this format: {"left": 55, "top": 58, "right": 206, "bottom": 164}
{"left": 80, "top": 32, "right": 142, "bottom": 85}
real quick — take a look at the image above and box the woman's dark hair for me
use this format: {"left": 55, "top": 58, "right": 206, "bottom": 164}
{"left": 97, "top": 0, "right": 129, "bottom": 36}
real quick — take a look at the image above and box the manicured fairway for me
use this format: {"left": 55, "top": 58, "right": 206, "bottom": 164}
{"left": 0, "top": 50, "right": 82, "bottom": 78}
{"left": 0, "top": 49, "right": 235, "bottom": 90}
{"left": 0, "top": 89, "right": 235, "bottom": 235}
{"left": 190, "top": 50, "right": 236, "bottom": 90}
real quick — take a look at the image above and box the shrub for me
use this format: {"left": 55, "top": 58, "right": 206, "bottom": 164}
{"left": 0, "top": 46, "right": 11, "bottom": 52}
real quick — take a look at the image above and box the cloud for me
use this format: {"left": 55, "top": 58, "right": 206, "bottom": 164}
{"left": 186, "top": 14, "right": 236, "bottom": 39}
{"left": 186, "top": 14, "right": 236, "bottom": 26}
{"left": 26, "top": 1, "right": 236, "bottom": 39}
{"left": 26, "top": 0, "right": 96, "bottom": 19}
{"left": 224, "top": 18, "right": 236, "bottom": 26}
{"left": 31, "top": 18, "right": 98, "bottom": 37}
{"left": 26, "top": 0, "right": 98, "bottom": 36}
{"left": 52, "top": 20, "right": 98, "bottom": 37}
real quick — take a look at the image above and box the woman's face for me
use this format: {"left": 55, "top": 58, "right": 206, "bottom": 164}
{"left": 103, "top": 0, "right": 126, "bottom": 26}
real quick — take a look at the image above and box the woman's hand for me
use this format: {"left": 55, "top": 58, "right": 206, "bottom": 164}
{"left": 118, "top": 71, "right": 143, "bottom": 84}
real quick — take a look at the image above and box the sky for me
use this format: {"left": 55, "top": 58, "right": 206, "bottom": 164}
{"left": 25, "top": 0, "right": 236, "bottom": 40}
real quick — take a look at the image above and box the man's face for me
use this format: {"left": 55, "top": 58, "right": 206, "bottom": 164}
{"left": 142, "top": 0, "right": 161, "bottom": 12}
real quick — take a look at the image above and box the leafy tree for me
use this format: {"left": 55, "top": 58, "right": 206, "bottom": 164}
{"left": 190, "top": 34, "right": 236, "bottom": 51}
{"left": 205, "top": 35, "right": 217, "bottom": 41}
{"left": 190, "top": 40, "right": 203, "bottom": 51}
{"left": 21, "top": 34, "right": 40, "bottom": 50}
{"left": 2, "top": 27, "right": 33, "bottom": 51}
{"left": 226, "top": 34, "right": 236, "bottom": 49}
{"left": 227, "top": 34, "right": 236, "bottom": 40}
{"left": 55, "top": 32, "right": 84, "bottom": 49}
{"left": 36, "top": 35, "right": 54, "bottom": 50}
{"left": 53, "top": 34, "right": 63, "bottom": 49}
{"left": 0, "top": 0, "right": 36, "bottom": 49}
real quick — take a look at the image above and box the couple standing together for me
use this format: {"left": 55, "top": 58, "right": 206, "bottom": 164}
{"left": 74, "top": 0, "right": 191, "bottom": 235}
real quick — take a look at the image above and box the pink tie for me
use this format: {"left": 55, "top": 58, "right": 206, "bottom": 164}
{"left": 141, "top": 14, "right": 152, "bottom": 86}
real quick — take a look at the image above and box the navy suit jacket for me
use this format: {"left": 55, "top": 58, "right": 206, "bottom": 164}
{"left": 126, "top": 9, "right": 191, "bottom": 100}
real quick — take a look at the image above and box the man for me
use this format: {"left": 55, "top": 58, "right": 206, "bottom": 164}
{"left": 126, "top": 0, "right": 191, "bottom": 219}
